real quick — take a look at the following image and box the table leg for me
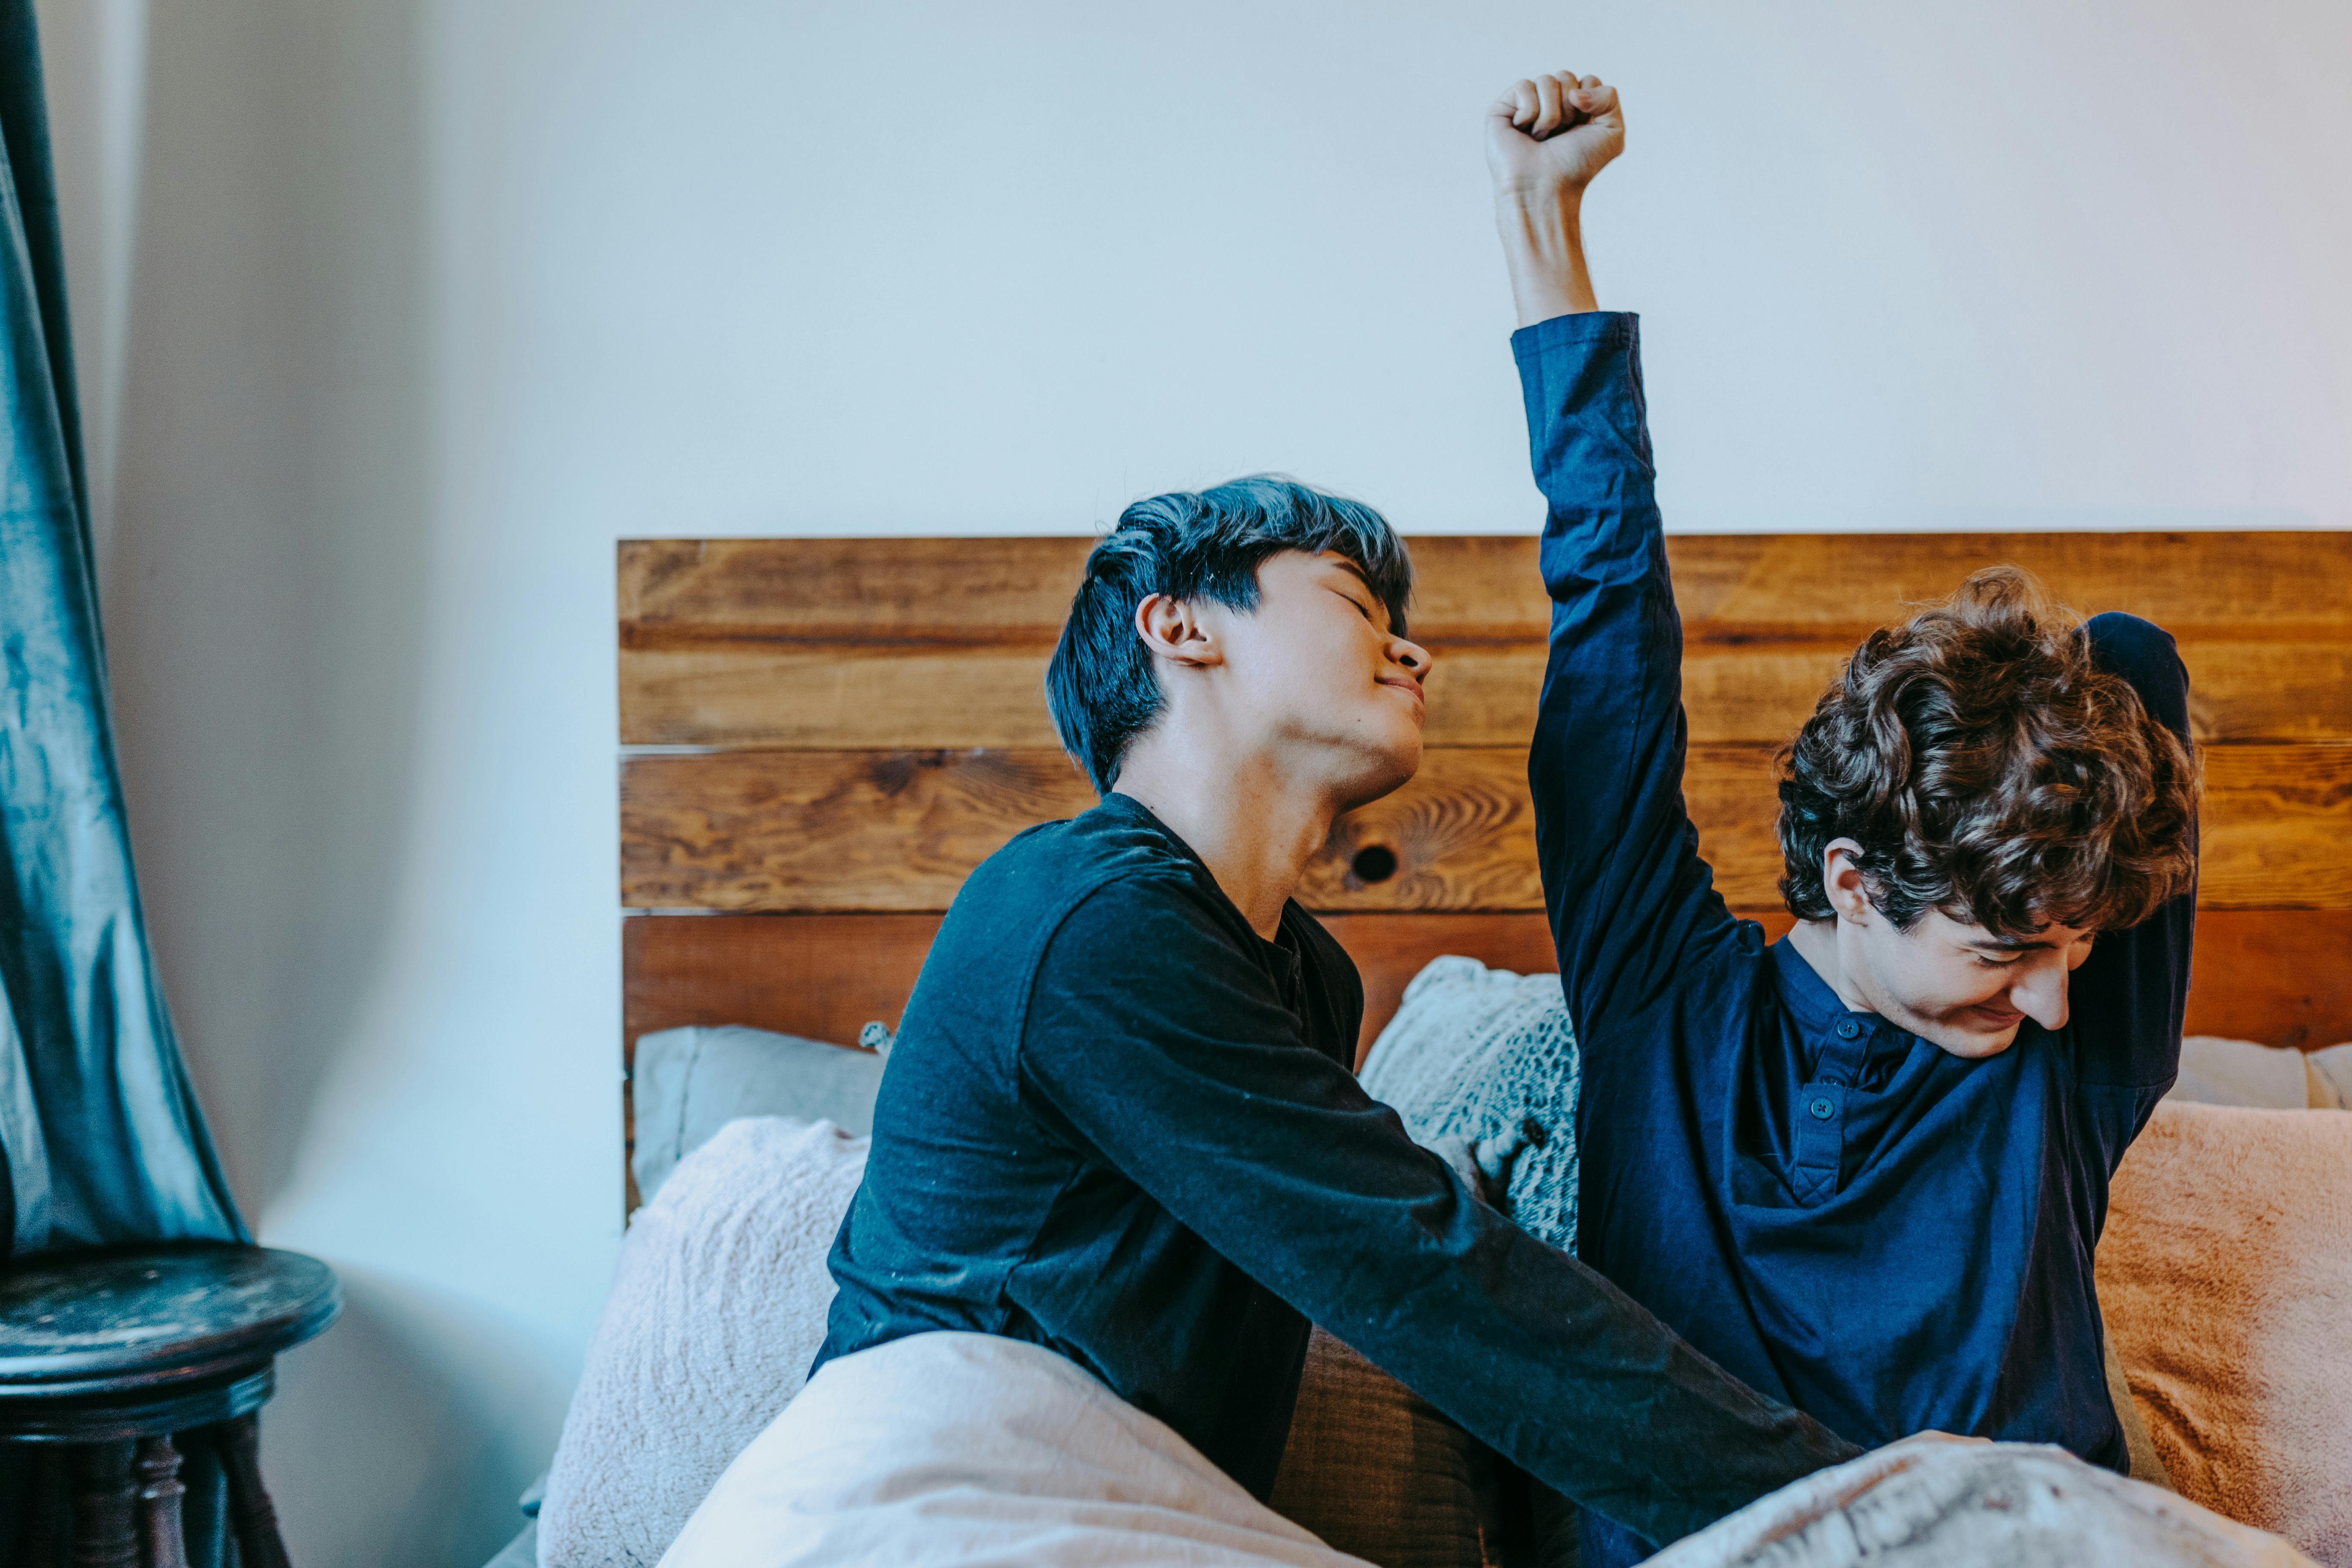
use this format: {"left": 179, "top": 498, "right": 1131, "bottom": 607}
{"left": 219, "top": 1414, "right": 293, "bottom": 1568}
{"left": 136, "top": 1436, "right": 191, "bottom": 1568}
{"left": 70, "top": 1440, "right": 139, "bottom": 1568}
{"left": 12, "top": 1444, "right": 68, "bottom": 1568}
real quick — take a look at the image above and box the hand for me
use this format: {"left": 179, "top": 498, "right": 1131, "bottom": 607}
{"left": 1485, "top": 70, "right": 1621, "bottom": 323}
{"left": 1486, "top": 71, "right": 1625, "bottom": 205}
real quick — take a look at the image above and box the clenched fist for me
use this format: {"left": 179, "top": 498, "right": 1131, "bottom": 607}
{"left": 1486, "top": 71, "right": 1625, "bottom": 202}
{"left": 1487, "top": 68, "right": 1622, "bottom": 324}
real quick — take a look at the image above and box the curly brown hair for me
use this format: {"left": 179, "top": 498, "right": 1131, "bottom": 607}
{"left": 1774, "top": 566, "right": 2200, "bottom": 938}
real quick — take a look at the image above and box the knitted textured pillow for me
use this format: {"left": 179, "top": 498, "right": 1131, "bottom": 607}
{"left": 539, "top": 1116, "right": 870, "bottom": 1567}
{"left": 1360, "top": 956, "right": 1582, "bottom": 1248}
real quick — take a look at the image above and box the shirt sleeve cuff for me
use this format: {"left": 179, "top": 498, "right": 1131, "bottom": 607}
{"left": 1511, "top": 310, "right": 1640, "bottom": 367}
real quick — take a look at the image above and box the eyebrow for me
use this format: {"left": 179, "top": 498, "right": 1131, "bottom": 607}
{"left": 1965, "top": 934, "right": 2070, "bottom": 953}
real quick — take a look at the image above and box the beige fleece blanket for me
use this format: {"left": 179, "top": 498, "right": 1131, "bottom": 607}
{"left": 2100, "top": 1100, "right": 2352, "bottom": 1567}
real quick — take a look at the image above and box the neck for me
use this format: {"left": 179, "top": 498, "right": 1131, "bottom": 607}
{"left": 1787, "top": 917, "right": 1876, "bottom": 1015}
{"left": 1114, "top": 742, "right": 1338, "bottom": 941}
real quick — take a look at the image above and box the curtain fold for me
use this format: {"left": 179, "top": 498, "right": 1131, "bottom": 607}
{"left": 0, "top": 0, "right": 243, "bottom": 1256}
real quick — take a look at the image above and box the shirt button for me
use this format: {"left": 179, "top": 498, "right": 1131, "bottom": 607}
{"left": 1835, "top": 1020, "right": 1862, "bottom": 1040}
{"left": 1808, "top": 1096, "right": 1836, "bottom": 1121}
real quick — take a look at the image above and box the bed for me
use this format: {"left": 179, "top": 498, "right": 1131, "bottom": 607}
{"left": 616, "top": 529, "right": 2352, "bottom": 1213}
{"left": 477, "top": 528, "right": 2352, "bottom": 1568}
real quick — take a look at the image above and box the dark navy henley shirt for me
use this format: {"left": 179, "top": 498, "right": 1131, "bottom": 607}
{"left": 1516, "top": 311, "right": 2197, "bottom": 1563}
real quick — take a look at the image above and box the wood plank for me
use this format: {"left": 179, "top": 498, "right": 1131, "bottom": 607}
{"left": 1431, "top": 639, "right": 2352, "bottom": 749}
{"left": 623, "top": 911, "right": 941, "bottom": 1053}
{"left": 623, "top": 744, "right": 2352, "bottom": 914}
{"left": 2200, "top": 744, "right": 2352, "bottom": 908}
{"left": 622, "top": 909, "right": 2352, "bottom": 1069}
{"left": 620, "top": 534, "right": 2352, "bottom": 747}
{"left": 1654, "top": 533, "right": 2352, "bottom": 635}
{"left": 619, "top": 536, "right": 1091, "bottom": 642}
{"left": 619, "top": 639, "right": 2352, "bottom": 750}
{"left": 622, "top": 749, "right": 1095, "bottom": 912}
{"left": 621, "top": 533, "right": 2352, "bottom": 648}
{"left": 2182, "top": 909, "right": 2352, "bottom": 1050}
{"left": 1316, "top": 912, "right": 1567, "bottom": 1065}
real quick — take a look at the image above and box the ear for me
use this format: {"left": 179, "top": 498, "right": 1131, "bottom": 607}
{"left": 1820, "top": 838, "right": 1876, "bottom": 925}
{"left": 1134, "top": 593, "right": 1222, "bottom": 669}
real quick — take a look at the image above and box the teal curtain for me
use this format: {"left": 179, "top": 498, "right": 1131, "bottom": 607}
{"left": 0, "top": 0, "right": 243, "bottom": 1255}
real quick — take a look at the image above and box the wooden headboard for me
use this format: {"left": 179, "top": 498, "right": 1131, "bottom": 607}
{"left": 618, "top": 532, "right": 2352, "bottom": 1201}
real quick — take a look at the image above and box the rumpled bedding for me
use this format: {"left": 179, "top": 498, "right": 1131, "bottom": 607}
{"left": 657, "top": 1330, "right": 2313, "bottom": 1568}
{"left": 657, "top": 1330, "right": 1374, "bottom": 1568}
{"left": 1646, "top": 1440, "right": 2313, "bottom": 1568}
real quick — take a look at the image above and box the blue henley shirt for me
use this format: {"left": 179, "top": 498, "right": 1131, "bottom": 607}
{"left": 1516, "top": 310, "right": 2197, "bottom": 1565}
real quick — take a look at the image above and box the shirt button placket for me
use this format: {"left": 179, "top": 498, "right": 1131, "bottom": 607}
{"left": 1792, "top": 1020, "right": 1865, "bottom": 1205}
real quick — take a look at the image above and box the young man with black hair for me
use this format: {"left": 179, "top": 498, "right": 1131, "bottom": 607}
{"left": 1494, "top": 70, "right": 2201, "bottom": 1567}
{"left": 808, "top": 495, "right": 1866, "bottom": 1537}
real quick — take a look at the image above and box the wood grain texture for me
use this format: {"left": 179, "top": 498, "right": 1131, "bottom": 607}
{"left": 1432, "top": 640, "right": 2352, "bottom": 749}
{"left": 622, "top": 909, "right": 2352, "bottom": 1064}
{"left": 620, "top": 533, "right": 2352, "bottom": 647}
{"left": 622, "top": 911, "right": 944, "bottom": 1055}
{"left": 624, "top": 744, "right": 2352, "bottom": 914}
{"left": 619, "top": 533, "right": 2352, "bottom": 747}
{"left": 622, "top": 749, "right": 1094, "bottom": 912}
{"left": 1315, "top": 912, "right": 1570, "bottom": 1066}
{"left": 2198, "top": 744, "right": 2352, "bottom": 905}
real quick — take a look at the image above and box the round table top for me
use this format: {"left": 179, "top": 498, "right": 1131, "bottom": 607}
{"left": 0, "top": 1243, "right": 340, "bottom": 1395}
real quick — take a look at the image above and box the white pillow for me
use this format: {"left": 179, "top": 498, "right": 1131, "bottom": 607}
{"left": 537, "top": 1116, "right": 868, "bottom": 1568}
{"left": 2304, "top": 1041, "right": 2352, "bottom": 1110}
{"left": 629, "top": 1026, "right": 885, "bottom": 1201}
{"left": 2168, "top": 1036, "right": 2349, "bottom": 1111}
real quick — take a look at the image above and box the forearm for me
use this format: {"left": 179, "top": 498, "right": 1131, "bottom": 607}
{"left": 1160, "top": 1092, "right": 1862, "bottom": 1542}
{"left": 1038, "top": 1000, "right": 1857, "bottom": 1541}
{"left": 1497, "top": 186, "right": 1599, "bottom": 325}
{"left": 2073, "top": 614, "right": 2199, "bottom": 1090}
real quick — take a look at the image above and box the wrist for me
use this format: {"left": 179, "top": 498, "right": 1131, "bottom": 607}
{"left": 1494, "top": 187, "right": 1597, "bottom": 324}
{"left": 1494, "top": 188, "right": 1587, "bottom": 275}
{"left": 1493, "top": 183, "right": 1585, "bottom": 226}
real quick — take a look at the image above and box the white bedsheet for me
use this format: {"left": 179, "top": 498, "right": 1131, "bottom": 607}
{"left": 660, "top": 1327, "right": 2321, "bottom": 1568}
{"left": 657, "top": 1330, "right": 1370, "bottom": 1568}
{"left": 1649, "top": 1439, "right": 2316, "bottom": 1568}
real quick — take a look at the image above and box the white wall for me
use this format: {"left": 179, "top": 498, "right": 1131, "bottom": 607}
{"left": 32, "top": 0, "right": 2351, "bottom": 1562}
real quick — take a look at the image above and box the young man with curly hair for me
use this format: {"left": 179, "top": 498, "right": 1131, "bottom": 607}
{"left": 1494, "top": 69, "right": 2202, "bottom": 1567}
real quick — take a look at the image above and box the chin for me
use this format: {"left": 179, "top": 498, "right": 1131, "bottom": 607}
{"left": 1920, "top": 1018, "right": 2022, "bottom": 1061}
{"left": 1338, "top": 739, "right": 1421, "bottom": 811}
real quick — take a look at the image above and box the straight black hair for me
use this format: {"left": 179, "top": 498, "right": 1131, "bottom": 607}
{"left": 1045, "top": 476, "right": 1413, "bottom": 794}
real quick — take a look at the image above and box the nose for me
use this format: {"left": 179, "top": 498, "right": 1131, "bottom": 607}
{"left": 2011, "top": 959, "right": 2070, "bottom": 1032}
{"left": 1390, "top": 635, "right": 1434, "bottom": 680}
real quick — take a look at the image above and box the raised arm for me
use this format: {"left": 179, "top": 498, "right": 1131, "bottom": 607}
{"left": 2069, "top": 612, "right": 2198, "bottom": 1097}
{"left": 1491, "top": 73, "right": 1742, "bottom": 1026}
{"left": 1021, "top": 877, "right": 1860, "bottom": 1547}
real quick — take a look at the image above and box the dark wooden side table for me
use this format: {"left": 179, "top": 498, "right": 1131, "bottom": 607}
{"left": 0, "top": 1244, "right": 340, "bottom": 1568}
